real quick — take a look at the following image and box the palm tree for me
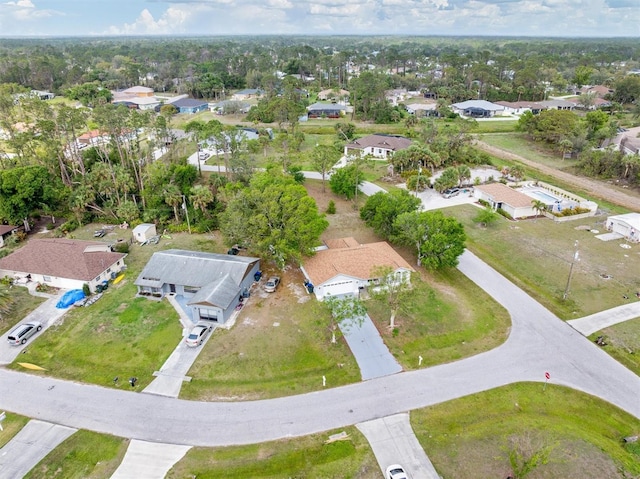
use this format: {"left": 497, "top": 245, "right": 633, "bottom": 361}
{"left": 163, "top": 184, "right": 182, "bottom": 222}
{"left": 531, "top": 199, "right": 546, "bottom": 221}
{"left": 189, "top": 184, "right": 214, "bottom": 216}
{"left": 559, "top": 139, "right": 574, "bottom": 160}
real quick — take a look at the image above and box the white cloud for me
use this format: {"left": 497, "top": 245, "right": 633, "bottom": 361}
{"left": 108, "top": 7, "right": 194, "bottom": 35}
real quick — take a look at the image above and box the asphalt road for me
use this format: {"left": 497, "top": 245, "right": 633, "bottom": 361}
{"left": 0, "top": 250, "right": 637, "bottom": 448}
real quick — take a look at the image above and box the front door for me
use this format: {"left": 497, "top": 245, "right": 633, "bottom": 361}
{"left": 169, "top": 284, "right": 176, "bottom": 293}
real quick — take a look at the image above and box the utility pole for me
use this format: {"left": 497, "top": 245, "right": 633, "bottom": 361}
{"left": 182, "top": 195, "right": 191, "bottom": 234}
{"left": 563, "top": 240, "right": 579, "bottom": 300}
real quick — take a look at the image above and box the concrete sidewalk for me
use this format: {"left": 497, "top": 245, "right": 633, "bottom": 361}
{"left": 357, "top": 414, "right": 441, "bottom": 479}
{"left": 0, "top": 420, "right": 76, "bottom": 479}
{"left": 110, "top": 440, "right": 191, "bottom": 479}
{"left": 339, "top": 314, "right": 402, "bottom": 380}
{"left": 568, "top": 301, "right": 640, "bottom": 336}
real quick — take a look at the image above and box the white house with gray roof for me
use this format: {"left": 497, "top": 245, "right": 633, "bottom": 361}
{"left": 451, "top": 100, "right": 505, "bottom": 118}
{"left": 135, "top": 250, "right": 260, "bottom": 323}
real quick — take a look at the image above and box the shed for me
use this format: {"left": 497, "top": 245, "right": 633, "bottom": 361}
{"left": 133, "top": 223, "right": 157, "bottom": 243}
{"left": 606, "top": 213, "right": 640, "bottom": 243}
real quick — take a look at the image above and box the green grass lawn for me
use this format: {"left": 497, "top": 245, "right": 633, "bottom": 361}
{"left": 480, "top": 132, "right": 576, "bottom": 170}
{"left": 449, "top": 204, "right": 640, "bottom": 319}
{"left": 24, "top": 430, "right": 127, "bottom": 479}
{"left": 411, "top": 383, "right": 640, "bottom": 479}
{"left": 589, "top": 318, "right": 640, "bottom": 376}
{"left": 366, "top": 271, "right": 510, "bottom": 369}
{"left": 473, "top": 120, "right": 519, "bottom": 134}
{"left": 0, "top": 412, "right": 29, "bottom": 449}
{"left": 167, "top": 427, "right": 378, "bottom": 479}
{"left": 0, "top": 286, "right": 46, "bottom": 336}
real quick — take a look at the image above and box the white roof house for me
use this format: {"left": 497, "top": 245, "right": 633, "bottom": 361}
{"left": 606, "top": 213, "right": 640, "bottom": 243}
{"left": 132, "top": 223, "right": 157, "bottom": 243}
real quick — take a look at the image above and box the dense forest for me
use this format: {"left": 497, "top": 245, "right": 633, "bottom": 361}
{"left": 0, "top": 36, "right": 639, "bottom": 262}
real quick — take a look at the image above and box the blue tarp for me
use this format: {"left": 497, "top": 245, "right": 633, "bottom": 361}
{"left": 56, "top": 289, "right": 85, "bottom": 309}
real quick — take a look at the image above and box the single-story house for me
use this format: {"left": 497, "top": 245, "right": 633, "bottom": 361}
{"left": 113, "top": 96, "right": 162, "bottom": 111}
{"left": 209, "top": 100, "right": 251, "bottom": 115}
{"left": 317, "top": 88, "right": 349, "bottom": 101}
{"left": 451, "top": 100, "right": 505, "bottom": 118}
{"left": 132, "top": 223, "right": 157, "bottom": 243}
{"left": 474, "top": 183, "right": 536, "bottom": 219}
{"left": 168, "top": 98, "right": 209, "bottom": 114}
{"left": 77, "top": 129, "right": 110, "bottom": 146}
{"left": 301, "top": 237, "right": 415, "bottom": 301}
{"left": 494, "top": 101, "right": 544, "bottom": 115}
{"left": 0, "top": 225, "right": 19, "bottom": 248}
{"left": 344, "top": 134, "right": 412, "bottom": 160}
{"left": 0, "top": 239, "right": 126, "bottom": 292}
{"left": 135, "top": 250, "right": 260, "bottom": 324}
{"left": 405, "top": 102, "right": 438, "bottom": 117}
{"left": 537, "top": 99, "right": 575, "bottom": 111}
{"left": 120, "top": 86, "right": 154, "bottom": 97}
{"left": 577, "top": 85, "right": 613, "bottom": 98}
{"left": 307, "top": 102, "right": 346, "bottom": 119}
{"left": 31, "top": 90, "right": 55, "bottom": 100}
{"left": 606, "top": 213, "right": 640, "bottom": 243}
{"left": 231, "top": 89, "right": 263, "bottom": 101}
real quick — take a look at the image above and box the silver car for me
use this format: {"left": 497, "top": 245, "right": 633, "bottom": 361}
{"left": 7, "top": 321, "right": 42, "bottom": 346}
{"left": 264, "top": 276, "right": 280, "bottom": 293}
{"left": 185, "top": 323, "right": 213, "bottom": 347}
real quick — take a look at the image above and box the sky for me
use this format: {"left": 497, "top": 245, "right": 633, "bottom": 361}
{"left": 0, "top": 0, "right": 638, "bottom": 38}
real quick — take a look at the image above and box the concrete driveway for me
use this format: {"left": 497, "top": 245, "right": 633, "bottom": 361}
{"left": 339, "top": 313, "right": 402, "bottom": 380}
{"left": 0, "top": 289, "right": 67, "bottom": 366}
{"left": 110, "top": 440, "right": 191, "bottom": 479}
{"left": 357, "top": 414, "right": 440, "bottom": 479}
{"left": 0, "top": 420, "right": 76, "bottom": 479}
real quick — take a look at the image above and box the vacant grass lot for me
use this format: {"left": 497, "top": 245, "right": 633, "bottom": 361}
{"left": 0, "top": 412, "right": 29, "bottom": 449}
{"left": 480, "top": 132, "right": 576, "bottom": 170}
{"left": 167, "top": 427, "right": 378, "bottom": 479}
{"left": 412, "top": 383, "right": 640, "bottom": 479}
{"left": 589, "top": 318, "right": 640, "bottom": 376}
{"left": 450, "top": 204, "right": 640, "bottom": 319}
{"left": 24, "top": 430, "right": 127, "bottom": 479}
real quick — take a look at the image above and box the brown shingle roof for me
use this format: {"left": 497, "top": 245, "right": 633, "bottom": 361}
{"left": 0, "top": 238, "right": 126, "bottom": 281}
{"left": 304, "top": 238, "right": 414, "bottom": 285}
{"left": 475, "top": 183, "right": 534, "bottom": 208}
{"left": 346, "top": 134, "right": 412, "bottom": 152}
{"left": 0, "top": 225, "right": 18, "bottom": 236}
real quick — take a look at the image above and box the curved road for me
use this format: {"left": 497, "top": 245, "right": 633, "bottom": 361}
{"left": 1, "top": 250, "right": 638, "bottom": 447}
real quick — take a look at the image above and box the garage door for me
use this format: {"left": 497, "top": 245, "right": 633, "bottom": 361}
{"left": 324, "top": 280, "right": 358, "bottom": 297}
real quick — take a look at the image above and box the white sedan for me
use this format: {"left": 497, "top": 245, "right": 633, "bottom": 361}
{"left": 185, "top": 323, "right": 213, "bottom": 347}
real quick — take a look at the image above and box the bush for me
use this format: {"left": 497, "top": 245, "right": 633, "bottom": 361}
{"left": 82, "top": 283, "right": 91, "bottom": 296}
{"left": 60, "top": 220, "right": 79, "bottom": 234}
{"left": 496, "top": 208, "right": 514, "bottom": 220}
{"left": 326, "top": 200, "right": 336, "bottom": 214}
{"left": 112, "top": 242, "right": 130, "bottom": 254}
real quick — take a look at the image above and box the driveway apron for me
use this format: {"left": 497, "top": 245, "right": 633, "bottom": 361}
{"left": 0, "top": 419, "right": 76, "bottom": 479}
{"left": 357, "top": 413, "right": 441, "bottom": 479}
{"left": 339, "top": 313, "right": 402, "bottom": 380}
{"left": 110, "top": 440, "right": 191, "bottom": 479}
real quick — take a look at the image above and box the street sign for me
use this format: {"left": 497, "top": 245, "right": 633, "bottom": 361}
{"left": 545, "top": 372, "right": 550, "bottom": 380}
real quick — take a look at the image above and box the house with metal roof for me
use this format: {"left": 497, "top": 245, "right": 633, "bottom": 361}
{"left": 451, "top": 100, "right": 505, "bottom": 118}
{"left": 167, "top": 97, "right": 209, "bottom": 114}
{"left": 135, "top": 250, "right": 260, "bottom": 324}
{"left": 301, "top": 238, "right": 414, "bottom": 301}
{"left": 344, "top": 134, "right": 413, "bottom": 159}
{"left": 0, "top": 239, "right": 126, "bottom": 292}
{"left": 605, "top": 213, "right": 640, "bottom": 243}
{"left": 307, "top": 102, "right": 346, "bottom": 119}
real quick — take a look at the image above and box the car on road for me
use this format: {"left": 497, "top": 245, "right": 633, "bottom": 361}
{"left": 7, "top": 321, "right": 42, "bottom": 346}
{"left": 264, "top": 276, "right": 280, "bottom": 293}
{"left": 185, "top": 323, "right": 213, "bottom": 347}
{"left": 93, "top": 229, "right": 106, "bottom": 237}
{"left": 385, "top": 464, "right": 409, "bottom": 479}
{"left": 442, "top": 187, "right": 460, "bottom": 198}
{"left": 198, "top": 151, "right": 210, "bottom": 161}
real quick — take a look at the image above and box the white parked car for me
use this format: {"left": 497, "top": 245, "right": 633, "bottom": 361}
{"left": 7, "top": 321, "right": 42, "bottom": 346}
{"left": 185, "top": 323, "right": 213, "bottom": 347}
{"left": 386, "top": 464, "right": 409, "bottom": 479}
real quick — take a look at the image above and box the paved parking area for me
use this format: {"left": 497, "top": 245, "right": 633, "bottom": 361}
{"left": 0, "top": 420, "right": 76, "bottom": 479}
{"left": 357, "top": 414, "right": 441, "bottom": 479}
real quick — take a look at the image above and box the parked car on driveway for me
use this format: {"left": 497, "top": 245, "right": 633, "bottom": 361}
{"left": 442, "top": 187, "right": 460, "bottom": 198}
{"left": 185, "top": 323, "right": 213, "bottom": 347}
{"left": 264, "top": 276, "right": 280, "bottom": 293}
{"left": 386, "top": 464, "right": 409, "bottom": 479}
{"left": 7, "top": 321, "right": 42, "bottom": 346}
